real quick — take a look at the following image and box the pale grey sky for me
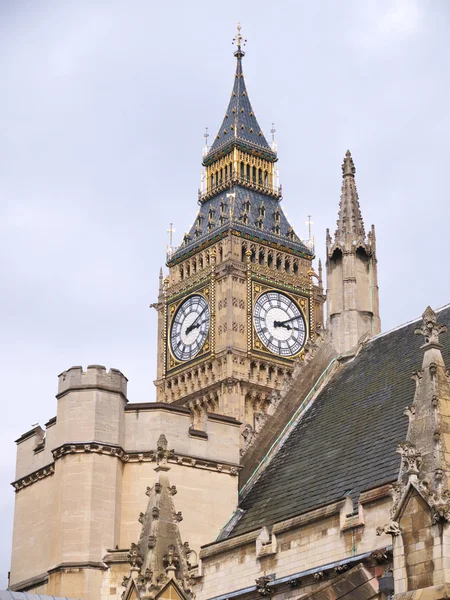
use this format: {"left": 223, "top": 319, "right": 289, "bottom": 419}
{"left": 1, "top": 0, "right": 449, "bottom": 586}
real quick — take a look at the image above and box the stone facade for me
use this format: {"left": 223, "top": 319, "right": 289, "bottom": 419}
{"left": 10, "top": 366, "right": 240, "bottom": 598}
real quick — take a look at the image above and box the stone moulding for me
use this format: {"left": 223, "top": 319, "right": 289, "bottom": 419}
{"left": 12, "top": 442, "right": 240, "bottom": 492}
{"left": 47, "top": 561, "right": 108, "bottom": 574}
{"left": 11, "top": 463, "right": 55, "bottom": 492}
{"left": 8, "top": 571, "right": 49, "bottom": 592}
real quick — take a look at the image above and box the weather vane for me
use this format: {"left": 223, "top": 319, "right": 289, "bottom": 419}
{"left": 232, "top": 23, "right": 247, "bottom": 50}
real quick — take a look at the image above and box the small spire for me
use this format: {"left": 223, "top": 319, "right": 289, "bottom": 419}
{"left": 334, "top": 150, "right": 365, "bottom": 243}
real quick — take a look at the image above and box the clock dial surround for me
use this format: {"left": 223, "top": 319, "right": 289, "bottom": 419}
{"left": 253, "top": 290, "right": 306, "bottom": 357}
{"left": 170, "top": 294, "right": 210, "bottom": 362}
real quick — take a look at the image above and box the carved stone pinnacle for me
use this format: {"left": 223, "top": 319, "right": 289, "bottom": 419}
{"left": 414, "top": 306, "right": 447, "bottom": 347}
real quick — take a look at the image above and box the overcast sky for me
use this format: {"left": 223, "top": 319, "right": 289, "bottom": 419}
{"left": 1, "top": 0, "right": 449, "bottom": 587}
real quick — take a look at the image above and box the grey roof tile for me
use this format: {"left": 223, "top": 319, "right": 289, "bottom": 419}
{"left": 230, "top": 305, "right": 450, "bottom": 537}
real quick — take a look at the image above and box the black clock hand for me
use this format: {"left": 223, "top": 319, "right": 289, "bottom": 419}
{"left": 185, "top": 308, "right": 207, "bottom": 335}
{"left": 274, "top": 315, "right": 299, "bottom": 328}
{"left": 187, "top": 319, "right": 207, "bottom": 333}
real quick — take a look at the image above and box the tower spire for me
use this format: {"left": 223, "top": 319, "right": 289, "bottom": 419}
{"left": 326, "top": 151, "right": 381, "bottom": 354}
{"left": 335, "top": 150, "right": 365, "bottom": 245}
{"left": 203, "top": 24, "right": 275, "bottom": 163}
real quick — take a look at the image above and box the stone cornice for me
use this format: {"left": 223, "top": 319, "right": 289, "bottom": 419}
{"left": 47, "top": 561, "right": 108, "bottom": 574}
{"left": 12, "top": 463, "right": 55, "bottom": 492}
{"left": 8, "top": 571, "right": 49, "bottom": 592}
{"left": 13, "top": 441, "right": 241, "bottom": 492}
{"left": 125, "top": 402, "right": 191, "bottom": 415}
{"left": 56, "top": 384, "right": 128, "bottom": 402}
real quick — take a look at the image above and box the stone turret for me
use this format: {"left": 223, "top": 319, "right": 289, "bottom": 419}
{"left": 326, "top": 151, "right": 381, "bottom": 354}
{"left": 379, "top": 307, "right": 450, "bottom": 598}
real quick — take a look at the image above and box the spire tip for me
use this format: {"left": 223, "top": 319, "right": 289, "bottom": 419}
{"left": 233, "top": 22, "right": 246, "bottom": 58}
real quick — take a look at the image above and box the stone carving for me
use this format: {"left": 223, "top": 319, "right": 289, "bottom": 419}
{"left": 376, "top": 521, "right": 401, "bottom": 536}
{"left": 255, "top": 576, "right": 273, "bottom": 596}
{"left": 414, "top": 306, "right": 448, "bottom": 346}
{"left": 127, "top": 542, "right": 143, "bottom": 568}
{"left": 335, "top": 564, "right": 349, "bottom": 574}
{"left": 404, "top": 405, "right": 416, "bottom": 421}
{"left": 397, "top": 442, "right": 422, "bottom": 477}
{"left": 428, "top": 488, "right": 450, "bottom": 523}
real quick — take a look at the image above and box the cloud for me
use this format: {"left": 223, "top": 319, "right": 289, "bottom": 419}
{"left": 378, "top": 0, "right": 421, "bottom": 35}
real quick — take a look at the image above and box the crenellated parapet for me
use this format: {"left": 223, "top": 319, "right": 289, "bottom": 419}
{"left": 57, "top": 364, "right": 128, "bottom": 399}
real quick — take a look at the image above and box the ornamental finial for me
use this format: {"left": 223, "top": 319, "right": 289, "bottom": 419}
{"left": 233, "top": 22, "right": 246, "bottom": 57}
{"left": 342, "top": 150, "right": 355, "bottom": 177}
{"left": 414, "top": 306, "right": 447, "bottom": 347}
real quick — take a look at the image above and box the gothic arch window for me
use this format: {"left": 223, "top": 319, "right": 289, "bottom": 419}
{"left": 264, "top": 170, "right": 268, "bottom": 187}
{"left": 240, "top": 162, "right": 245, "bottom": 178}
{"left": 267, "top": 252, "right": 273, "bottom": 267}
{"left": 258, "top": 168, "right": 263, "bottom": 185}
{"left": 274, "top": 225, "right": 280, "bottom": 235}
{"left": 199, "top": 254, "right": 204, "bottom": 269}
{"left": 259, "top": 249, "right": 265, "bottom": 264}
{"left": 293, "top": 260, "right": 299, "bottom": 275}
{"left": 219, "top": 245, "right": 223, "bottom": 262}
{"left": 285, "top": 258, "right": 290, "bottom": 273}
{"left": 252, "top": 166, "right": 257, "bottom": 183}
{"left": 180, "top": 266, "right": 184, "bottom": 279}
{"left": 246, "top": 164, "right": 250, "bottom": 180}
{"left": 276, "top": 255, "right": 282, "bottom": 270}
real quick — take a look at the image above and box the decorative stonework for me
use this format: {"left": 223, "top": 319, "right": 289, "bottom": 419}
{"left": 12, "top": 464, "right": 55, "bottom": 492}
{"left": 122, "top": 440, "right": 194, "bottom": 600}
{"left": 414, "top": 306, "right": 448, "bottom": 347}
{"left": 397, "top": 442, "right": 422, "bottom": 477}
{"left": 255, "top": 575, "right": 273, "bottom": 596}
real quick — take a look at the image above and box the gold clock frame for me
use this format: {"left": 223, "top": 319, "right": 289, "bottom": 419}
{"left": 166, "top": 287, "right": 212, "bottom": 373}
{"left": 249, "top": 280, "right": 310, "bottom": 361}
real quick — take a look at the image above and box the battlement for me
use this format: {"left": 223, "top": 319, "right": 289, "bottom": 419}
{"left": 57, "top": 365, "right": 128, "bottom": 399}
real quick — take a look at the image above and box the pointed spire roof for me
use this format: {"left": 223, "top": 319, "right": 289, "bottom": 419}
{"left": 334, "top": 150, "right": 365, "bottom": 243}
{"left": 204, "top": 25, "right": 276, "bottom": 164}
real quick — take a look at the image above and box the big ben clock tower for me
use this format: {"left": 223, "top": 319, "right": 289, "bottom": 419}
{"left": 154, "top": 26, "right": 324, "bottom": 429}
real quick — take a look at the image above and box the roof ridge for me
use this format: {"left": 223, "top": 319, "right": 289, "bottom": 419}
{"left": 367, "top": 302, "right": 450, "bottom": 343}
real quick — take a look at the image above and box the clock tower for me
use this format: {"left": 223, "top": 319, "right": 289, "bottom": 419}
{"left": 153, "top": 27, "right": 325, "bottom": 430}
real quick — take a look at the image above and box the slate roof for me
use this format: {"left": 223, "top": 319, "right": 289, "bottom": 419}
{"left": 169, "top": 186, "right": 313, "bottom": 264}
{"left": 203, "top": 50, "right": 276, "bottom": 164}
{"left": 229, "top": 305, "right": 450, "bottom": 537}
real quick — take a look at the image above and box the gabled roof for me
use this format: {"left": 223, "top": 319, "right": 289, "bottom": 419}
{"left": 203, "top": 46, "right": 276, "bottom": 164}
{"left": 228, "top": 305, "right": 450, "bottom": 537}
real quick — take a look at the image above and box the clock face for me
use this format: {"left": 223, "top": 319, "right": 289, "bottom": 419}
{"left": 170, "top": 295, "right": 210, "bottom": 362}
{"left": 253, "top": 291, "right": 306, "bottom": 357}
